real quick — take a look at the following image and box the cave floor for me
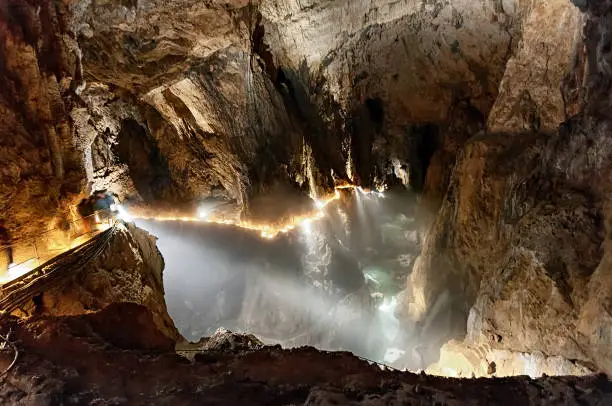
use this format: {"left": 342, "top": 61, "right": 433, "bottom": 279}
{"left": 0, "top": 304, "right": 609, "bottom": 405}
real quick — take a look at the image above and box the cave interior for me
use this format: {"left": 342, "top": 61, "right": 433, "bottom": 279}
{"left": 0, "top": 0, "right": 611, "bottom": 404}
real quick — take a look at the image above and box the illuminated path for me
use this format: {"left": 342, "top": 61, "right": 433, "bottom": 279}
{"left": 0, "top": 227, "right": 116, "bottom": 314}
{"left": 133, "top": 185, "right": 384, "bottom": 240}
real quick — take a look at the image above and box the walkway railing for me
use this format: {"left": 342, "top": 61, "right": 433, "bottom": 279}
{"left": 0, "top": 210, "right": 116, "bottom": 284}
{"left": 0, "top": 226, "right": 118, "bottom": 314}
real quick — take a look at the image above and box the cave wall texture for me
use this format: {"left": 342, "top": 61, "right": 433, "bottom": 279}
{"left": 18, "top": 223, "right": 180, "bottom": 341}
{"left": 0, "top": 0, "right": 85, "bottom": 238}
{"left": 404, "top": 0, "right": 612, "bottom": 375}
{"left": 0, "top": 0, "right": 583, "bottom": 224}
{"left": 1, "top": 0, "right": 612, "bottom": 377}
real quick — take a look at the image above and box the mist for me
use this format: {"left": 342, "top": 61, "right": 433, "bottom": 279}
{"left": 135, "top": 186, "right": 434, "bottom": 366}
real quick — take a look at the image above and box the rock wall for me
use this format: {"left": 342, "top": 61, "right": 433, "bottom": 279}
{"left": 487, "top": 0, "right": 584, "bottom": 132}
{"left": 1, "top": 305, "right": 610, "bottom": 405}
{"left": 0, "top": 0, "right": 85, "bottom": 238}
{"left": 262, "top": 0, "right": 515, "bottom": 122}
{"left": 403, "top": 0, "right": 612, "bottom": 375}
{"left": 1, "top": 0, "right": 576, "bottom": 221}
{"left": 61, "top": 0, "right": 539, "bottom": 208}
{"left": 24, "top": 223, "right": 180, "bottom": 341}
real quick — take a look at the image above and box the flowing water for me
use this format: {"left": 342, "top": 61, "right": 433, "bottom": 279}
{"left": 136, "top": 187, "right": 420, "bottom": 364}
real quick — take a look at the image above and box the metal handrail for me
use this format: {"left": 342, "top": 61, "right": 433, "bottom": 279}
{"left": 0, "top": 226, "right": 118, "bottom": 312}
{"left": 0, "top": 209, "right": 114, "bottom": 250}
{"left": 0, "top": 210, "right": 117, "bottom": 274}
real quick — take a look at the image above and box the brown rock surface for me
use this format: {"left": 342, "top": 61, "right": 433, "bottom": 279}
{"left": 487, "top": 0, "right": 584, "bottom": 133}
{"left": 21, "top": 223, "right": 180, "bottom": 341}
{"left": 71, "top": 0, "right": 253, "bottom": 94}
{"left": 1, "top": 0, "right": 611, "bottom": 385}
{"left": 0, "top": 305, "right": 610, "bottom": 405}
{"left": 0, "top": 0, "right": 84, "bottom": 238}
{"left": 402, "top": 0, "right": 612, "bottom": 376}
{"left": 262, "top": 0, "right": 515, "bottom": 123}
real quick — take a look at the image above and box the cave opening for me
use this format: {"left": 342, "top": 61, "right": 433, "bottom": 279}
{"left": 113, "top": 119, "right": 174, "bottom": 202}
{"left": 407, "top": 124, "right": 439, "bottom": 192}
{"left": 365, "top": 97, "right": 385, "bottom": 132}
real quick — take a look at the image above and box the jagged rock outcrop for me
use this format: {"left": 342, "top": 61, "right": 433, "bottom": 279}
{"left": 427, "top": 339, "right": 593, "bottom": 378}
{"left": 0, "top": 305, "right": 610, "bottom": 405}
{"left": 487, "top": 0, "right": 584, "bottom": 132}
{"left": 0, "top": 0, "right": 581, "bottom": 224}
{"left": 65, "top": 0, "right": 549, "bottom": 207}
{"left": 262, "top": 0, "right": 516, "bottom": 123}
{"left": 402, "top": 0, "right": 612, "bottom": 376}
{"left": 2, "top": 0, "right": 611, "bottom": 384}
{"left": 69, "top": 0, "right": 253, "bottom": 95}
{"left": 197, "top": 327, "right": 264, "bottom": 352}
{"left": 22, "top": 223, "right": 180, "bottom": 341}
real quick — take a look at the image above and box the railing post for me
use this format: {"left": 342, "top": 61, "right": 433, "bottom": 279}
{"left": 33, "top": 240, "right": 39, "bottom": 267}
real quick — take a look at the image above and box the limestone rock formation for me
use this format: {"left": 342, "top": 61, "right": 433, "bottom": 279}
{"left": 402, "top": 0, "right": 612, "bottom": 376}
{"left": 427, "top": 339, "right": 593, "bottom": 378}
{"left": 1, "top": 0, "right": 611, "bottom": 387}
{"left": 22, "top": 223, "right": 180, "bottom": 341}
{"left": 0, "top": 0, "right": 584, "bottom": 230}
{"left": 0, "top": 305, "right": 610, "bottom": 405}
{"left": 487, "top": 1, "right": 584, "bottom": 132}
{"left": 198, "top": 327, "right": 264, "bottom": 352}
{"left": 263, "top": 0, "right": 515, "bottom": 123}
{"left": 0, "top": 0, "right": 84, "bottom": 239}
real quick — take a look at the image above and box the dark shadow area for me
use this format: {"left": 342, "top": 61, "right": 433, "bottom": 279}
{"left": 407, "top": 124, "right": 439, "bottom": 192}
{"left": 349, "top": 98, "right": 388, "bottom": 187}
{"left": 272, "top": 63, "right": 348, "bottom": 190}
{"left": 113, "top": 118, "right": 175, "bottom": 201}
{"left": 365, "top": 97, "right": 385, "bottom": 133}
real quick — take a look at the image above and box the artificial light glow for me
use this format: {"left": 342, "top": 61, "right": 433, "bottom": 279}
{"left": 378, "top": 296, "right": 397, "bottom": 314}
{"left": 0, "top": 260, "right": 37, "bottom": 284}
{"left": 198, "top": 206, "right": 212, "bottom": 219}
{"left": 112, "top": 204, "right": 133, "bottom": 222}
{"left": 132, "top": 183, "right": 384, "bottom": 240}
{"left": 301, "top": 218, "right": 313, "bottom": 234}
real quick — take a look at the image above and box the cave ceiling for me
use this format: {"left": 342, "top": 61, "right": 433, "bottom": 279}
{"left": 0, "top": 0, "right": 582, "bottom": 231}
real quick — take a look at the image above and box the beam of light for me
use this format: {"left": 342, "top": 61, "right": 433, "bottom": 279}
{"left": 111, "top": 204, "right": 133, "bottom": 222}
{"left": 198, "top": 207, "right": 212, "bottom": 219}
{"left": 378, "top": 296, "right": 397, "bottom": 314}
{"left": 131, "top": 183, "right": 384, "bottom": 240}
{"left": 300, "top": 218, "right": 313, "bottom": 235}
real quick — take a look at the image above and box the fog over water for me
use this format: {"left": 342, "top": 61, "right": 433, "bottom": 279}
{"left": 136, "top": 187, "right": 422, "bottom": 365}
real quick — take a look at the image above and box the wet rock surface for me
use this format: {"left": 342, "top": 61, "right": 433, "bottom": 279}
{"left": 0, "top": 305, "right": 610, "bottom": 405}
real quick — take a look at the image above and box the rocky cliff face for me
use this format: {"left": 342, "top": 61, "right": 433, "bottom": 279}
{"left": 0, "top": 0, "right": 84, "bottom": 238}
{"left": 21, "top": 223, "right": 180, "bottom": 341}
{"left": 0, "top": 0, "right": 584, "bottom": 222}
{"left": 402, "top": 0, "right": 612, "bottom": 376}
{"left": 1, "top": 0, "right": 611, "bottom": 384}
{"left": 487, "top": 0, "right": 584, "bottom": 132}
